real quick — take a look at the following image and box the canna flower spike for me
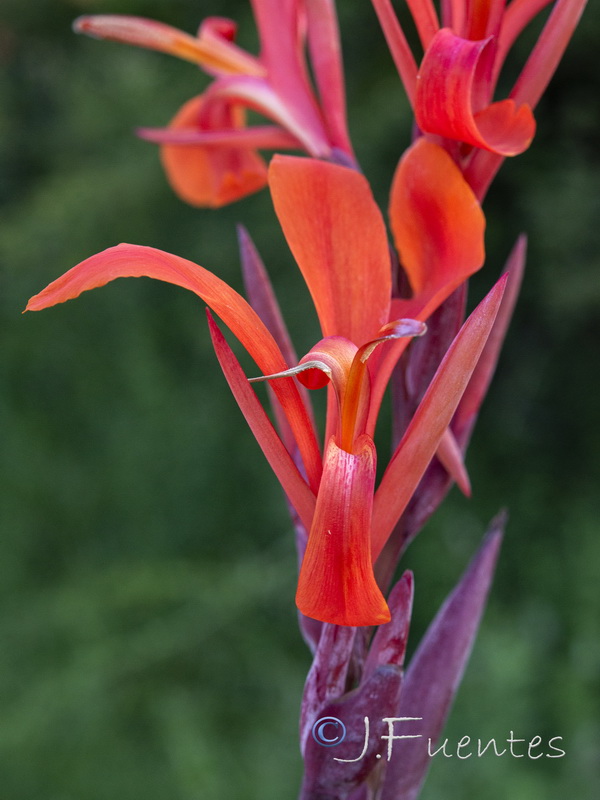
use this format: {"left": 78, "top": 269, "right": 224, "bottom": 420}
{"left": 26, "top": 151, "right": 500, "bottom": 627}
{"left": 75, "top": 1, "right": 354, "bottom": 207}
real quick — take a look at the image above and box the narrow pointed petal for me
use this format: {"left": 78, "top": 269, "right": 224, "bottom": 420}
{"left": 138, "top": 124, "right": 299, "bottom": 150}
{"left": 466, "top": 0, "right": 586, "bottom": 200}
{"left": 376, "top": 244, "right": 522, "bottom": 583}
{"left": 372, "top": 275, "right": 507, "bottom": 560}
{"left": 207, "top": 311, "right": 315, "bottom": 531}
{"left": 436, "top": 428, "right": 472, "bottom": 496}
{"left": 238, "top": 226, "right": 298, "bottom": 369}
{"left": 494, "top": 0, "right": 553, "bottom": 86}
{"left": 251, "top": 0, "right": 329, "bottom": 147}
{"left": 26, "top": 243, "right": 322, "bottom": 492}
{"left": 510, "top": 0, "right": 588, "bottom": 110}
{"left": 389, "top": 138, "right": 485, "bottom": 305}
{"left": 157, "top": 94, "right": 268, "bottom": 208}
{"left": 305, "top": 0, "right": 354, "bottom": 155}
{"left": 371, "top": 0, "right": 418, "bottom": 106}
{"left": 389, "top": 287, "right": 467, "bottom": 455}
{"left": 73, "top": 15, "right": 265, "bottom": 76}
{"left": 406, "top": 0, "right": 439, "bottom": 48}
{"left": 238, "top": 225, "right": 314, "bottom": 453}
{"left": 416, "top": 29, "right": 536, "bottom": 155}
{"left": 269, "top": 156, "right": 392, "bottom": 344}
{"left": 381, "top": 516, "right": 505, "bottom": 800}
{"left": 454, "top": 235, "right": 527, "bottom": 445}
{"left": 363, "top": 571, "right": 413, "bottom": 679}
{"left": 297, "top": 436, "right": 390, "bottom": 627}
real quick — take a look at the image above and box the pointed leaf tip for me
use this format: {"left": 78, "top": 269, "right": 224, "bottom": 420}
{"left": 381, "top": 514, "right": 505, "bottom": 800}
{"left": 437, "top": 428, "right": 472, "bottom": 497}
{"left": 364, "top": 570, "right": 414, "bottom": 679}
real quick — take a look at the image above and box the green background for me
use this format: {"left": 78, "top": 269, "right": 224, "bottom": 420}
{"left": 1, "top": 1, "right": 598, "bottom": 798}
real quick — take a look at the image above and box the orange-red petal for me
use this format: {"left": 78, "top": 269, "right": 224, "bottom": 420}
{"left": 74, "top": 14, "right": 265, "bottom": 76}
{"left": 366, "top": 138, "right": 486, "bottom": 428}
{"left": 296, "top": 435, "right": 390, "bottom": 627}
{"left": 389, "top": 137, "right": 485, "bottom": 304}
{"left": 26, "top": 243, "right": 322, "bottom": 492}
{"left": 159, "top": 94, "right": 268, "bottom": 208}
{"left": 207, "top": 311, "right": 316, "bottom": 530}
{"left": 269, "top": 155, "right": 392, "bottom": 345}
{"left": 415, "top": 28, "right": 536, "bottom": 156}
{"left": 371, "top": 274, "right": 507, "bottom": 560}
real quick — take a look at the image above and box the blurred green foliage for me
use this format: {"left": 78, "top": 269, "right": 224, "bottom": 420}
{"left": 0, "top": 1, "right": 598, "bottom": 798}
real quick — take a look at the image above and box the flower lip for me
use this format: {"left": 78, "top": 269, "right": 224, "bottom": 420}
{"left": 249, "top": 320, "right": 426, "bottom": 453}
{"left": 415, "top": 28, "right": 536, "bottom": 156}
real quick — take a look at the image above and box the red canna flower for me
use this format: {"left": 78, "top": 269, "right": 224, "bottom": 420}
{"left": 26, "top": 143, "right": 503, "bottom": 627}
{"left": 74, "top": 0, "right": 354, "bottom": 207}
{"left": 372, "top": 0, "right": 587, "bottom": 197}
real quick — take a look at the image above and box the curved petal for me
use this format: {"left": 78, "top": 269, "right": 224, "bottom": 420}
{"left": 207, "top": 311, "right": 316, "bottom": 530}
{"left": 340, "top": 319, "right": 427, "bottom": 450}
{"left": 389, "top": 137, "right": 485, "bottom": 304}
{"left": 251, "top": 0, "right": 329, "bottom": 145}
{"left": 370, "top": 136, "right": 486, "bottom": 413}
{"left": 26, "top": 243, "right": 322, "bottom": 492}
{"left": 158, "top": 94, "right": 268, "bottom": 208}
{"left": 416, "top": 28, "right": 536, "bottom": 155}
{"left": 205, "top": 75, "right": 331, "bottom": 157}
{"left": 296, "top": 435, "right": 390, "bottom": 627}
{"left": 73, "top": 14, "right": 265, "bottom": 76}
{"left": 269, "top": 155, "right": 392, "bottom": 345}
